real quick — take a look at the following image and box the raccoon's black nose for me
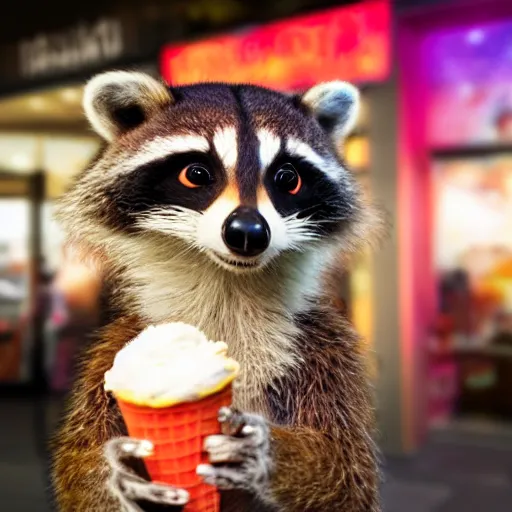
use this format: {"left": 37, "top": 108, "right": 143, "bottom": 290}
{"left": 222, "top": 207, "right": 270, "bottom": 257}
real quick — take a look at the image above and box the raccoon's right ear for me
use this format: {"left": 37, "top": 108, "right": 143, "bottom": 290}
{"left": 83, "top": 71, "right": 172, "bottom": 141}
{"left": 301, "top": 81, "right": 360, "bottom": 141}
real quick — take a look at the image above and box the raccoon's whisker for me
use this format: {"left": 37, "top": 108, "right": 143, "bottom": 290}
{"left": 294, "top": 204, "right": 325, "bottom": 219}
{"left": 313, "top": 217, "right": 350, "bottom": 225}
{"left": 283, "top": 212, "right": 314, "bottom": 224}
{"left": 134, "top": 206, "right": 201, "bottom": 244}
{"left": 283, "top": 214, "right": 323, "bottom": 248}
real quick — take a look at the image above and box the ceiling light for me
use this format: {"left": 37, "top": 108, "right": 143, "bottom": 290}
{"left": 467, "top": 29, "right": 484, "bottom": 45}
{"left": 60, "top": 88, "right": 82, "bottom": 103}
{"left": 28, "top": 97, "right": 46, "bottom": 110}
{"left": 10, "top": 153, "right": 33, "bottom": 171}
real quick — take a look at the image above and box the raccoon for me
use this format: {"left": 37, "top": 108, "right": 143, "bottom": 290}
{"left": 51, "top": 71, "right": 382, "bottom": 512}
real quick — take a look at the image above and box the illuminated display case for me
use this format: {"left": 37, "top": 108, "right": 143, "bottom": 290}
{"left": 424, "top": 19, "right": 512, "bottom": 423}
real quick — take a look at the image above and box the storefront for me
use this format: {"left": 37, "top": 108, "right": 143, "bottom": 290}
{"left": 3, "top": 0, "right": 462, "bottom": 456}
{"left": 397, "top": 0, "right": 512, "bottom": 434}
{"left": 0, "top": 107, "right": 103, "bottom": 390}
{"left": 0, "top": 14, "right": 160, "bottom": 391}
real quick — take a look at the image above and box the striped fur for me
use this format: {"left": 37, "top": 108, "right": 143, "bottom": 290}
{"left": 51, "top": 72, "right": 383, "bottom": 511}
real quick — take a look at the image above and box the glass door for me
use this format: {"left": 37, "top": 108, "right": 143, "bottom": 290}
{"left": 0, "top": 173, "right": 43, "bottom": 386}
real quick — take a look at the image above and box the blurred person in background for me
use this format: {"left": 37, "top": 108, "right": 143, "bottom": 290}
{"left": 495, "top": 108, "right": 512, "bottom": 142}
{"left": 491, "top": 309, "right": 512, "bottom": 347}
{"left": 46, "top": 245, "right": 103, "bottom": 392}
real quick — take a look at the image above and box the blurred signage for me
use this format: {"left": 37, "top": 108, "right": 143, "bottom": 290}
{"left": 160, "top": 0, "right": 390, "bottom": 90}
{"left": 18, "top": 18, "right": 124, "bottom": 78}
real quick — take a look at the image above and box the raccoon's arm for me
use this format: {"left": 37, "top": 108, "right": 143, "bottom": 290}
{"left": 265, "top": 304, "right": 381, "bottom": 512}
{"left": 51, "top": 316, "right": 145, "bottom": 511}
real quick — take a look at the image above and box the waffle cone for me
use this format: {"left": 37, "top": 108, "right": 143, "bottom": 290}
{"left": 117, "top": 385, "right": 232, "bottom": 512}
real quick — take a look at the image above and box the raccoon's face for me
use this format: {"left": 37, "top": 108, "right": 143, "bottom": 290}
{"left": 64, "top": 71, "right": 363, "bottom": 273}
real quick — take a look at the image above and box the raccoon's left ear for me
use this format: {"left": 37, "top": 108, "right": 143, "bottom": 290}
{"left": 301, "top": 81, "right": 360, "bottom": 141}
{"left": 83, "top": 71, "right": 172, "bottom": 141}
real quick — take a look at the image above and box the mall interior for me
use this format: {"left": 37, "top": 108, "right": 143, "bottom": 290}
{"left": 1, "top": 0, "right": 512, "bottom": 510}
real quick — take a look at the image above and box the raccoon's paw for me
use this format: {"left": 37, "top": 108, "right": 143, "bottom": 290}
{"left": 105, "top": 437, "right": 189, "bottom": 511}
{"left": 197, "top": 407, "right": 271, "bottom": 492}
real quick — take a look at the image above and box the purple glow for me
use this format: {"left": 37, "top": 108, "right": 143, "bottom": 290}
{"left": 424, "top": 20, "right": 512, "bottom": 85}
{"left": 467, "top": 29, "right": 485, "bottom": 45}
{"left": 424, "top": 19, "right": 512, "bottom": 145}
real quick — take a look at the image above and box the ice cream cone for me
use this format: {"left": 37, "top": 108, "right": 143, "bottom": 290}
{"left": 105, "top": 323, "right": 240, "bottom": 512}
{"left": 117, "top": 385, "right": 232, "bottom": 512}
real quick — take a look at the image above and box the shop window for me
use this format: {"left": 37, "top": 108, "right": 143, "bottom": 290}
{"left": 0, "top": 199, "right": 31, "bottom": 383}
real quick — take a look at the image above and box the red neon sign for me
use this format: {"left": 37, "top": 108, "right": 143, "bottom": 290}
{"left": 160, "top": 0, "right": 390, "bottom": 91}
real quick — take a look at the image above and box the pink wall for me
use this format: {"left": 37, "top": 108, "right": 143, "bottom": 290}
{"left": 397, "top": 22, "right": 433, "bottom": 449}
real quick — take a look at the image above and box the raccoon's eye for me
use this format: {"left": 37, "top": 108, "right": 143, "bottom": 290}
{"left": 179, "top": 164, "right": 214, "bottom": 188}
{"left": 274, "top": 164, "right": 302, "bottom": 195}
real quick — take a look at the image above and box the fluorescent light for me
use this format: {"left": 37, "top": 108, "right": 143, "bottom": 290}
{"left": 467, "top": 29, "right": 485, "bottom": 45}
{"left": 27, "top": 96, "right": 46, "bottom": 110}
{"left": 10, "top": 153, "right": 32, "bottom": 171}
{"left": 60, "top": 88, "right": 81, "bottom": 103}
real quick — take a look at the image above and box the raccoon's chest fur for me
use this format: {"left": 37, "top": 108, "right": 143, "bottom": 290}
{"left": 114, "top": 236, "right": 322, "bottom": 414}
{"left": 135, "top": 277, "right": 301, "bottom": 414}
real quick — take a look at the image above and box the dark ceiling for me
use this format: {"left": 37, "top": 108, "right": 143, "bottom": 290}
{"left": 0, "top": 0, "right": 365, "bottom": 45}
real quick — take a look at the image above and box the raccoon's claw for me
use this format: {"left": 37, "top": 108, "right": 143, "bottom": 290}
{"left": 105, "top": 437, "right": 189, "bottom": 511}
{"left": 120, "top": 438, "right": 154, "bottom": 458}
{"left": 218, "top": 406, "right": 247, "bottom": 436}
{"left": 197, "top": 463, "right": 248, "bottom": 490}
{"left": 113, "top": 477, "right": 190, "bottom": 509}
{"left": 199, "top": 408, "right": 271, "bottom": 492}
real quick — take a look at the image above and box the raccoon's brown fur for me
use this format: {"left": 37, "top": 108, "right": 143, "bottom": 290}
{"left": 53, "top": 294, "right": 379, "bottom": 512}
{"left": 50, "top": 71, "right": 382, "bottom": 511}
{"left": 52, "top": 316, "right": 140, "bottom": 511}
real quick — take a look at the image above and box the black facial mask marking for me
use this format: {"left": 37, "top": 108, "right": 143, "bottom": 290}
{"left": 104, "top": 150, "right": 227, "bottom": 231}
{"left": 263, "top": 151, "right": 356, "bottom": 236}
{"left": 87, "top": 82, "right": 362, "bottom": 242}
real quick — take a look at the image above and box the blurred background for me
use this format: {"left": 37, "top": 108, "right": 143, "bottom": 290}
{"left": 1, "top": 0, "right": 512, "bottom": 510}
